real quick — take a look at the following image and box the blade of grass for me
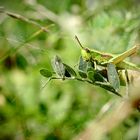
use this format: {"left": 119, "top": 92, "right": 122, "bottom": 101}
{"left": 0, "top": 24, "right": 52, "bottom": 63}
{"left": 0, "top": 8, "right": 50, "bottom": 33}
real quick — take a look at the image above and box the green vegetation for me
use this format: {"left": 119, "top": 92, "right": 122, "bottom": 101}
{"left": 0, "top": 0, "right": 140, "bottom": 140}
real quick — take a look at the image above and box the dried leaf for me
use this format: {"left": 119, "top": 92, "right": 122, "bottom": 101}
{"left": 51, "top": 55, "right": 65, "bottom": 79}
{"left": 78, "top": 56, "right": 87, "bottom": 72}
{"left": 107, "top": 63, "right": 120, "bottom": 92}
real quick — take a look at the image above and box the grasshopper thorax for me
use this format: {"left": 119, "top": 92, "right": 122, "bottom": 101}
{"left": 81, "top": 47, "right": 91, "bottom": 61}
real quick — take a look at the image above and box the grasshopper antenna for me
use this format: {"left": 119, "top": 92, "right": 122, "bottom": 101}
{"left": 75, "top": 35, "right": 85, "bottom": 49}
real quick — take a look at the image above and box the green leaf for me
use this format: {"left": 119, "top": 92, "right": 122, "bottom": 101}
{"left": 63, "top": 63, "right": 77, "bottom": 77}
{"left": 51, "top": 55, "right": 65, "bottom": 79}
{"left": 87, "top": 61, "right": 94, "bottom": 71}
{"left": 78, "top": 70, "right": 87, "bottom": 78}
{"left": 87, "top": 70, "right": 95, "bottom": 82}
{"left": 64, "top": 69, "right": 71, "bottom": 77}
{"left": 16, "top": 53, "right": 28, "bottom": 69}
{"left": 94, "top": 70, "right": 106, "bottom": 82}
{"left": 95, "top": 81, "right": 122, "bottom": 97}
{"left": 107, "top": 63, "right": 120, "bottom": 92}
{"left": 40, "top": 69, "right": 52, "bottom": 78}
{"left": 87, "top": 62, "right": 95, "bottom": 82}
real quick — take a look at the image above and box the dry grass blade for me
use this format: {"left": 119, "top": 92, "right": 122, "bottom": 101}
{"left": 0, "top": 8, "right": 50, "bottom": 33}
{"left": 0, "top": 24, "right": 51, "bottom": 63}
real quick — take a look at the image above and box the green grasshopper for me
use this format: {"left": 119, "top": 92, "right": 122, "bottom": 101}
{"left": 75, "top": 36, "right": 140, "bottom": 95}
{"left": 75, "top": 35, "right": 140, "bottom": 71}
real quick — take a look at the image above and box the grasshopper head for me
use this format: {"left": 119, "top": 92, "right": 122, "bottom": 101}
{"left": 75, "top": 36, "right": 91, "bottom": 61}
{"left": 81, "top": 47, "right": 91, "bottom": 61}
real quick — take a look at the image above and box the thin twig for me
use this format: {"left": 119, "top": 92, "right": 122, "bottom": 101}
{"left": 0, "top": 24, "right": 52, "bottom": 63}
{"left": 0, "top": 8, "right": 50, "bottom": 33}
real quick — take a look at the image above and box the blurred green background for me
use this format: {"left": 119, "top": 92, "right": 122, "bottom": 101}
{"left": 0, "top": 0, "right": 140, "bottom": 140}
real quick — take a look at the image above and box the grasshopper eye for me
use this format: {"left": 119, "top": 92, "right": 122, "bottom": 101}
{"left": 85, "top": 48, "right": 90, "bottom": 53}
